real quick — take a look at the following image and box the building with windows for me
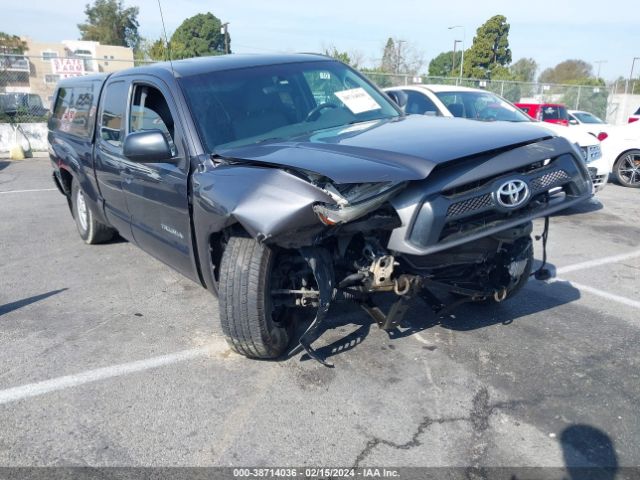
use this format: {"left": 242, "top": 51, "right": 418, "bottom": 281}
{"left": 0, "top": 38, "right": 134, "bottom": 106}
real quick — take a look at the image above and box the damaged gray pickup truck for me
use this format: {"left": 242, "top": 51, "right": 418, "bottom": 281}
{"left": 48, "top": 54, "right": 592, "bottom": 365}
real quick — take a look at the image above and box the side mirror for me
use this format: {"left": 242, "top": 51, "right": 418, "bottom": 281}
{"left": 386, "top": 90, "right": 408, "bottom": 111}
{"left": 123, "top": 130, "right": 173, "bottom": 163}
{"left": 569, "top": 119, "right": 579, "bottom": 125}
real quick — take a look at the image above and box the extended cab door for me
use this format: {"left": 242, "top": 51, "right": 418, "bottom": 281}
{"left": 120, "top": 77, "right": 200, "bottom": 283}
{"left": 94, "top": 79, "right": 133, "bottom": 239}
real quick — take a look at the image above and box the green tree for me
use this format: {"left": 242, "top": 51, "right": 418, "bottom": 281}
{"left": 538, "top": 59, "right": 593, "bottom": 84}
{"left": 510, "top": 58, "right": 537, "bottom": 82}
{"left": 380, "top": 37, "right": 396, "bottom": 73}
{"left": 0, "top": 32, "right": 27, "bottom": 54}
{"left": 428, "top": 50, "right": 462, "bottom": 77}
{"left": 463, "top": 15, "right": 512, "bottom": 79}
{"left": 170, "top": 13, "right": 229, "bottom": 59}
{"left": 78, "top": 0, "right": 140, "bottom": 49}
{"left": 324, "top": 46, "right": 351, "bottom": 66}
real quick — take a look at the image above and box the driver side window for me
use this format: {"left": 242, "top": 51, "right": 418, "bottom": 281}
{"left": 129, "top": 84, "right": 177, "bottom": 157}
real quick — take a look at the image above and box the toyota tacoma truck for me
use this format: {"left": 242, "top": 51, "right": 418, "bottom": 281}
{"left": 48, "top": 54, "right": 592, "bottom": 365}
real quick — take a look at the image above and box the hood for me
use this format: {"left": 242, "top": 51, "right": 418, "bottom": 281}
{"left": 534, "top": 121, "right": 599, "bottom": 146}
{"left": 216, "top": 115, "right": 553, "bottom": 183}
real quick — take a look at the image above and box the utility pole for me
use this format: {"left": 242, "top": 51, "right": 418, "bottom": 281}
{"left": 627, "top": 57, "right": 640, "bottom": 94}
{"left": 594, "top": 60, "right": 607, "bottom": 79}
{"left": 221, "top": 22, "right": 230, "bottom": 54}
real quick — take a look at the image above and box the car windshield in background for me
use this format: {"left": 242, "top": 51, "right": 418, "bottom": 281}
{"left": 179, "top": 60, "right": 400, "bottom": 152}
{"left": 573, "top": 112, "right": 605, "bottom": 124}
{"left": 434, "top": 91, "right": 531, "bottom": 122}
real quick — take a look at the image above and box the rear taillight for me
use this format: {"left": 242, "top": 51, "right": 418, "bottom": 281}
{"left": 629, "top": 117, "right": 639, "bottom": 123}
{"left": 597, "top": 132, "right": 608, "bottom": 141}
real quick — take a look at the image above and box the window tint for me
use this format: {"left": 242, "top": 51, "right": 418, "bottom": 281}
{"left": 573, "top": 111, "right": 604, "bottom": 124}
{"left": 541, "top": 105, "right": 568, "bottom": 121}
{"left": 130, "top": 85, "right": 177, "bottom": 156}
{"left": 435, "top": 91, "right": 531, "bottom": 122}
{"left": 100, "top": 81, "right": 128, "bottom": 148}
{"left": 405, "top": 90, "right": 439, "bottom": 115}
{"left": 50, "top": 83, "right": 99, "bottom": 138}
{"left": 179, "top": 61, "right": 399, "bottom": 151}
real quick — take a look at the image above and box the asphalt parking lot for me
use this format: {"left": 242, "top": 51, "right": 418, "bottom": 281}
{"left": 1, "top": 156, "right": 639, "bottom": 472}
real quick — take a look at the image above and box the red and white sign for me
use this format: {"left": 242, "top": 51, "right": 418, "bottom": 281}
{"left": 51, "top": 58, "right": 85, "bottom": 78}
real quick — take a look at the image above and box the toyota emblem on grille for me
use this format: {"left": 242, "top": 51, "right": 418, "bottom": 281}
{"left": 496, "top": 180, "right": 529, "bottom": 208}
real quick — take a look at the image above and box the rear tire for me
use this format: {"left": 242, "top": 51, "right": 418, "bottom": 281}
{"left": 71, "top": 181, "right": 115, "bottom": 244}
{"left": 218, "top": 236, "right": 291, "bottom": 359}
{"left": 613, "top": 150, "right": 640, "bottom": 188}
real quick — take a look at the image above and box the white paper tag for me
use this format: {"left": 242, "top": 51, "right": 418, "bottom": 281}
{"left": 334, "top": 88, "right": 381, "bottom": 114}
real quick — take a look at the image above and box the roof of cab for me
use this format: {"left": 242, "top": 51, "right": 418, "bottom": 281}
{"left": 110, "top": 53, "right": 332, "bottom": 80}
{"left": 56, "top": 73, "right": 109, "bottom": 88}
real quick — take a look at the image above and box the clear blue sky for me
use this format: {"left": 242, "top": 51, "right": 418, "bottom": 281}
{"left": 2, "top": 0, "right": 639, "bottom": 81}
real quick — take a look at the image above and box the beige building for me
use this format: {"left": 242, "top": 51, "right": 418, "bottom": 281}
{"left": 1, "top": 38, "right": 134, "bottom": 105}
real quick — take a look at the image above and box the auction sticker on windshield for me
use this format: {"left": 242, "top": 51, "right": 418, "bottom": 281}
{"left": 334, "top": 88, "right": 381, "bottom": 114}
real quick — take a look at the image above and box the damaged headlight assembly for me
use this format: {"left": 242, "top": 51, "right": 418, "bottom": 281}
{"left": 313, "top": 181, "right": 406, "bottom": 226}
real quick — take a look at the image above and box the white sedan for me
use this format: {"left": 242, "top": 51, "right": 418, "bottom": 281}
{"left": 385, "top": 85, "right": 609, "bottom": 191}
{"left": 599, "top": 122, "right": 640, "bottom": 188}
{"left": 568, "top": 109, "right": 609, "bottom": 138}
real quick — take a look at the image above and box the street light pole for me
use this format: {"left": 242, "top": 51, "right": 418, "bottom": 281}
{"left": 221, "top": 22, "right": 230, "bottom": 54}
{"left": 451, "top": 40, "right": 462, "bottom": 77}
{"left": 448, "top": 25, "right": 466, "bottom": 79}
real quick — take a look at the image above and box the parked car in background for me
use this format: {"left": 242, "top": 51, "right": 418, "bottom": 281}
{"left": 515, "top": 102, "right": 570, "bottom": 126}
{"left": 599, "top": 121, "right": 640, "bottom": 188}
{"left": 568, "top": 109, "right": 609, "bottom": 139}
{"left": 0, "top": 92, "right": 49, "bottom": 118}
{"left": 628, "top": 106, "right": 640, "bottom": 124}
{"left": 385, "top": 85, "right": 609, "bottom": 191}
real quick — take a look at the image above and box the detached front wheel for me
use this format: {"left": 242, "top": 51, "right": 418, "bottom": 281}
{"left": 71, "top": 181, "right": 115, "bottom": 244}
{"left": 219, "top": 236, "right": 308, "bottom": 359}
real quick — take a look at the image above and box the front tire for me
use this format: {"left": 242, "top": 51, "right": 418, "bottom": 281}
{"left": 613, "top": 150, "right": 640, "bottom": 188}
{"left": 218, "top": 236, "right": 291, "bottom": 359}
{"left": 71, "top": 181, "right": 115, "bottom": 244}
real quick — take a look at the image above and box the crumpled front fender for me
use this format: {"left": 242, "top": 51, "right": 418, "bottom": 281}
{"left": 193, "top": 163, "right": 334, "bottom": 246}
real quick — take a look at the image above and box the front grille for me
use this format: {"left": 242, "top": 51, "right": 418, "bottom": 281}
{"left": 445, "top": 169, "right": 570, "bottom": 219}
{"left": 446, "top": 193, "right": 493, "bottom": 218}
{"left": 530, "top": 169, "right": 570, "bottom": 193}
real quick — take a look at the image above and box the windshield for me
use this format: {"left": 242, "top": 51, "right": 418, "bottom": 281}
{"left": 434, "top": 91, "right": 531, "bottom": 122}
{"left": 179, "top": 60, "right": 400, "bottom": 151}
{"left": 572, "top": 112, "right": 604, "bottom": 124}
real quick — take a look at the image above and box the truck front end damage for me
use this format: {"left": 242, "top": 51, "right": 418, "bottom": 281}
{"left": 195, "top": 132, "right": 592, "bottom": 365}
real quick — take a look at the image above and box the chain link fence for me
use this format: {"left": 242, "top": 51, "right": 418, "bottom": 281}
{"left": 1, "top": 54, "right": 620, "bottom": 124}
{"left": 363, "top": 72, "right": 614, "bottom": 121}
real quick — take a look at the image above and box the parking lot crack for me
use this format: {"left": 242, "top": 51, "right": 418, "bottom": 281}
{"left": 353, "top": 387, "right": 528, "bottom": 468}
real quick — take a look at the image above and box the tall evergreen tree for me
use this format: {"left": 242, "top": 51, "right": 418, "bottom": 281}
{"left": 463, "top": 15, "right": 512, "bottom": 79}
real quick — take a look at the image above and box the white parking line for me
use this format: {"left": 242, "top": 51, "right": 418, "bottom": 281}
{"left": 553, "top": 277, "right": 640, "bottom": 311}
{"left": 0, "top": 188, "right": 57, "bottom": 194}
{"left": 0, "top": 341, "right": 229, "bottom": 405}
{"left": 555, "top": 249, "right": 640, "bottom": 275}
